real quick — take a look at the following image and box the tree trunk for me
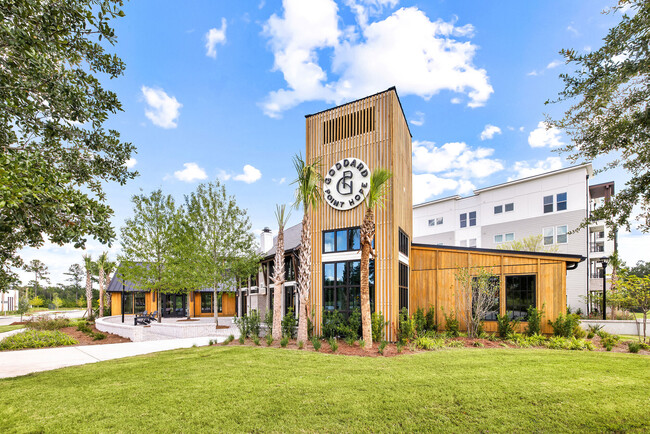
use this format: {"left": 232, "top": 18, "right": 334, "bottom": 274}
{"left": 272, "top": 227, "right": 286, "bottom": 340}
{"left": 213, "top": 287, "right": 219, "bottom": 326}
{"left": 157, "top": 290, "right": 162, "bottom": 323}
{"left": 187, "top": 291, "right": 192, "bottom": 320}
{"left": 360, "top": 207, "right": 375, "bottom": 349}
{"left": 99, "top": 268, "right": 105, "bottom": 317}
{"left": 85, "top": 271, "right": 92, "bottom": 318}
{"left": 297, "top": 213, "right": 311, "bottom": 343}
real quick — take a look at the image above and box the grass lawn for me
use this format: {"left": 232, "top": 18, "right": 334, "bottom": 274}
{"left": 0, "top": 325, "right": 24, "bottom": 333}
{"left": 1, "top": 347, "right": 649, "bottom": 432}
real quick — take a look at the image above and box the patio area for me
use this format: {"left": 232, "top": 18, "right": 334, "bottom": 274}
{"left": 96, "top": 315, "right": 238, "bottom": 342}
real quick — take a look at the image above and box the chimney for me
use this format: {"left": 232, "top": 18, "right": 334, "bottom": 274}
{"left": 260, "top": 227, "right": 273, "bottom": 253}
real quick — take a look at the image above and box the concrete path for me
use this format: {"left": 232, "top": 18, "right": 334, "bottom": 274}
{"left": 0, "top": 310, "right": 86, "bottom": 326}
{"left": 0, "top": 335, "right": 224, "bottom": 379}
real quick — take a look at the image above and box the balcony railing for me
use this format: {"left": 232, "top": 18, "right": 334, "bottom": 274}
{"left": 590, "top": 243, "right": 605, "bottom": 253}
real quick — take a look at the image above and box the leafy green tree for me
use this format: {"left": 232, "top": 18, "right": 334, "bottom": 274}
{"left": 548, "top": 0, "right": 650, "bottom": 234}
{"left": 30, "top": 295, "right": 43, "bottom": 308}
{"left": 496, "top": 235, "right": 559, "bottom": 253}
{"left": 23, "top": 260, "right": 49, "bottom": 299}
{"left": 628, "top": 261, "right": 650, "bottom": 278}
{"left": 52, "top": 295, "right": 63, "bottom": 310}
{"left": 64, "top": 264, "right": 84, "bottom": 302}
{"left": 18, "top": 295, "right": 30, "bottom": 321}
{"left": 182, "top": 182, "right": 259, "bottom": 326}
{"left": 119, "top": 190, "right": 181, "bottom": 322}
{"left": 619, "top": 274, "right": 650, "bottom": 342}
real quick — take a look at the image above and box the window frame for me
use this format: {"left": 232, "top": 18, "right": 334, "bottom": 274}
{"left": 398, "top": 228, "right": 409, "bottom": 257}
{"left": 505, "top": 232, "right": 515, "bottom": 242}
{"left": 494, "top": 205, "right": 503, "bottom": 214}
{"left": 505, "top": 203, "right": 514, "bottom": 212}
{"left": 322, "top": 226, "right": 362, "bottom": 254}
{"left": 543, "top": 195, "right": 554, "bottom": 213}
{"left": 494, "top": 234, "right": 503, "bottom": 243}
{"left": 505, "top": 274, "right": 536, "bottom": 321}
{"left": 322, "top": 260, "right": 375, "bottom": 318}
{"left": 556, "top": 225, "right": 568, "bottom": 244}
{"left": 399, "top": 262, "right": 409, "bottom": 313}
{"left": 543, "top": 227, "right": 554, "bottom": 245}
{"left": 469, "top": 211, "right": 477, "bottom": 226}
{"left": 556, "top": 192, "right": 567, "bottom": 211}
{"left": 460, "top": 213, "right": 467, "bottom": 228}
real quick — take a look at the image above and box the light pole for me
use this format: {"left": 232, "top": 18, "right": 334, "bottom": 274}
{"left": 599, "top": 257, "right": 609, "bottom": 320}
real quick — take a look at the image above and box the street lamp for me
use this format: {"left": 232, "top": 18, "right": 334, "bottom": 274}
{"left": 599, "top": 257, "right": 609, "bottom": 321}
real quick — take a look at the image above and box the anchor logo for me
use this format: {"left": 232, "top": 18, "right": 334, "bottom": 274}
{"left": 336, "top": 170, "right": 354, "bottom": 196}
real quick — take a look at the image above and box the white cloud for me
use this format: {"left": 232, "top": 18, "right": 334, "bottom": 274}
{"left": 233, "top": 165, "right": 262, "bottom": 183}
{"left": 125, "top": 158, "right": 137, "bottom": 168}
{"left": 527, "top": 70, "right": 539, "bottom": 76}
{"left": 410, "top": 111, "right": 425, "bottom": 126}
{"left": 174, "top": 162, "right": 208, "bottom": 182}
{"left": 566, "top": 25, "right": 579, "bottom": 36}
{"left": 450, "top": 97, "right": 462, "bottom": 104}
{"left": 519, "top": 126, "right": 525, "bottom": 132}
{"left": 480, "top": 124, "right": 501, "bottom": 140}
{"left": 272, "top": 177, "right": 287, "bottom": 184}
{"left": 413, "top": 174, "right": 474, "bottom": 204}
{"left": 217, "top": 170, "right": 232, "bottom": 181}
{"left": 205, "top": 18, "right": 227, "bottom": 58}
{"left": 141, "top": 86, "right": 182, "bottom": 129}
{"left": 528, "top": 121, "right": 564, "bottom": 148}
{"left": 412, "top": 140, "right": 503, "bottom": 179}
{"left": 546, "top": 59, "right": 562, "bottom": 69}
{"left": 509, "top": 157, "right": 563, "bottom": 181}
{"left": 261, "top": 2, "right": 493, "bottom": 117}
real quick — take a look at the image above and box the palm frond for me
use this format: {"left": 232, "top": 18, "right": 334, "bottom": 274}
{"left": 274, "top": 204, "right": 291, "bottom": 230}
{"left": 291, "top": 154, "right": 323, "bottom": 212}
{"left": 365, "top": 168, "right": 392, "bottom": 209}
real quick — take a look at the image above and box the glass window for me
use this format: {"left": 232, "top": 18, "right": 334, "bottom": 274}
{"left": 543, "top": 227, "right": 554, "bottom": 245}
{"left": 135, "top": 293, "right": 146, "bottom": 314}
{"left": 472, "top": 276, "right": 500, "bottom": 321}
{"left": 494, "top": 234, "right": 503, "bottom": 243}
{"left": 494, "top": 205, "right": 503, "bottom": 214}
{"left": 322, "top": 260, "right": 374, "bottom": 319}
{"left": 123, "top": 292, "right": 133, "bottom": 315}
{"left": 543, "top": 195, "right": 553, "bottom": 213}
{"left": 324, "top": 263, "right": 335, "bottom": 286}
{"left": 436, "top": 217, "right": 443, "bottom": 225}
{"left": 460, "top": 213, "right": 467, "bottom": 228}
{"left": 556, "top": 225, "right": 568, "bottom": 244}
{"left": 469, "top": 211, "right": 477, "bottom": 226}
{"left": 506, "top": 275, "right": 536, "bottom": 320}
{"left": 399, "top": 229, "right": 409, "bottom": 256}
{"left": 399, "top": 263, "right": 409, "bottom": 312}
{"left": 324, "top": 231, "right": 335, "bottom": 253}
{"left": 505, "top": 203, "right": 514, "bottom": 212}
{"left": 556, "top": 192, "right": 567, "bottom": 211}
{"left": 428, "top": 219, "right": 436, "bottom": 227}
{"left": 505, "top": 233, "right": 515, "bottom": 242}
{"left": 336, "top": 230, "right": 347, "bottom": 251}
{"left": 336, "top": 262, "right": 345, "bottom": 285}
{"left": 201, "top": 293, "right": 213, "bottom": 313}
{"left": 285, "top": 258, "right": 295, "bottom": 281}
{"left": 349, "top": 228, "right": 360, "bottom": 250}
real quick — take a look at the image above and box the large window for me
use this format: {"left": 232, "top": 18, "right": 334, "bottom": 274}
{"left": 285, "top": 258, "right": 296, "bottom": 281}
{"left": 399, "top": 262, "right": 408, "bottom": 312}
{"left": 469, "top": 211, "right": 477, "bottom": 226}
{"left": 556, "top": 225, "right": 568, "bottom": 244}
{"left": 556, "top": 192, "right": 567, "bottom": 211}
{"left": 122, "top": 292, "right": 133, "bottom": 314}
{"left": 506, "top": 275, "right": 536, "bottom": 320}
{"left": 323, "top": 227, "right": 361, "bottom": 253}
{"left": 323, "top": 260, "right": 374, "bottom": 318}
{"left": 544, "top": 193, "right": 567, "bottom": 213}
{"left": 201, "top": 293, "right": 213, "bottom": 313}
{"left": 460, "top": 213, "right": 467, "bottom": 228}
{"left": 471, "top": 276, "right": 500, "bottom": 321}
{"left": 428, "top": 217, "right": 443, "bottom": 226}
{"left": 135, "top": 293, "right": 146, "bottom": 314}
{"left": 398, "top": 228, "right": 409, "bottom": 256}
{"left": 543, "top": 227, "right": 554, "bottom": 245}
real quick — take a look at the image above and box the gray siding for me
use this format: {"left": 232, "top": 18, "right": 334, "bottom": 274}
{"left": 413, "top": 231, "right": 456, "bottom": 246}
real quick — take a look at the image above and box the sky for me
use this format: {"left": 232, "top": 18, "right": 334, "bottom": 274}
{"left": 17, "top": 0, "right": 649, "bottom": 286}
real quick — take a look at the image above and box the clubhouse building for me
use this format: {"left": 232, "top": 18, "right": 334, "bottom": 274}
{"left": 108, "top": 88, "right": 585, "bottom": 339}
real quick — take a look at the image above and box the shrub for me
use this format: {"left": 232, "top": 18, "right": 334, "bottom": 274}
{"left": 413, "top": 308, "right": 426, "bottom": 335}
{"left": 414, "top": 336, "right": 445, "bottom": 350}
{"left": 371, "top": 311, "right": 388, "bottom": 343}
{"left": 525, "top": 306, "right": 544, "bottom": 336}
{"left": 496, "top": 313, "right": 517, "bottom": 338}
{"left": 396, "top": 342, "right": 404, "bottom": 354}
{"left": 397, "top": 308, "right": 416, "bottom": 344}
{"left": 27, "top": 315, "right": 70, "bottom": 331}
{"left": 321, "top": 309, "right": 344, "bottom": 339}
{"left": 526, "top": 334, "right": 547, "bottom": 347}
{"left": 76, "top": 322, "right": 92, "bottom": 334}
{"left": 548, "top": 313, "right": 581, "bottom": 338}
{"left": 280, "top": 336, "right": 289, "bottom": 348}
{"left": 0, "top": 330, "right": 78, "bottom": 350}
{"left": 311, "top": 337, "right": 322, "bottom": 351}
{"left": 264, "top": 310, "right": 273, "bottom": 335}
{"left": 253, "top": 336, "right": 260, "bottom": 346}
{"left": 339, "top": 309, "right": 361, "bottom": 340}
{"left": 443, "top": 310, "right": 460, "bottom": 337}
{"left": 265, "top": 334, "right": 273, "bottom": 346}
{"left": 545, "top": 336, "right": 594, "bottom": 351}
{"left": 377, "top": 340, "right": 387, "bottom": 355}
{"left": 425, "top": 307, "right": 437, "bottom": 332}
{"left": 298, "top": 340, "right": 304, "bottom": 350}
{"left": 473, "top": 341, "right": 484, "bottom": 348}
{"left": 92, "top": 332, "right": 106, "bottom": 341}
{"left": 447, "top": 340, "right": 464, "bottom": 348}
{"left": 328, "top": 337, "right": 338, "bottom": 352}
{"left": 599, "top": 332, "right": 620, "bottom": 349}
{"left": 222, "top": 335, "right": 234, "bottom": 345}
{"left": 486, "top": 333, "right": 498, "bottom": 342}
{"left": 248, "top": 310, "right": 261, "bottom": 338}
{"left": 358, "top": 339, "right": 366, "bottom": 349}
{"left": 238, "top": 336, "right": 245, "bottom": 344}
{"left": 508, "top": 333, "right": 530, "bottom": 348}
{"left": 234, "top": 315, "right": 250, "bottom": 338}
{"left": 628, "top": 342, "right": 641, "bottom": 353}
{"left": 281, "top": 308, "right": 297, "bottom": 338}
{"left": 344, "top": 336, "right": 355, "bottom": 346}
{"left": 587, "top": 324, "right": 604, "bottom": 334}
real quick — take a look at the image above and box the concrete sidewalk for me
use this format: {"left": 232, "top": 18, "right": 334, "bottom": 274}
{"left": 0, "top": 336, "right": 223, "bottom": 379}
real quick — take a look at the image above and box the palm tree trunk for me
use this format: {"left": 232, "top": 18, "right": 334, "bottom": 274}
{"left": 272, "top": 231, "right": 286, "bottom": 340}
{"left": 85, "top": 271, "right": 92, "bottom": 318}
{"left": 99, "top": 268, "right": 105, "bottom": 317}
{"left": 360, "top": 207, "right": 375, "bottom": 349}
{"left": 297, "top": 213, "right": 311, "bottom": 343}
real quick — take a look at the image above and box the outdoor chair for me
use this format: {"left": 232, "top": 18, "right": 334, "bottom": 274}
{"left": 148, "top": 311, "right": 158, "bottom": 322}
{"left": 134, "top": 311, "right": 150, "bottom": 326}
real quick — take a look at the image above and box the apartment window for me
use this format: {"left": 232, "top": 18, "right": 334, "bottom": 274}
{"left": 494, "top": 234, "right": 503, "bottom": 243}
{"left": 398, "top": 228, "right": 409, "bottom": 256}
{"left": 495, "top": 233, "right": 514, "bottom": 244}
{"left": 460, "top": 213, "right": 467, "bottom": 228}
{"left": 135, "top": 293, "right": 146, "bottom": 314}
{"left": 429, "top": 217, "right": 444, "bottom": 226}
{"left": 469, "top": 238, "right": 477, "bottom": 247}
{"left": 505, "top": 233, "right": 515, "bottom": 242}
{"left": 543, "top": 227, "right": 554, "bottom": 245}
{"left": 556, "top": 225, "right": 568, "bottom": 244}
{"left": 399, "top": 263, "right": 409, "bottom": 313}
{"left": 506, "top": 275, "right": 536, "bottom": 320}
{"left": 494, "top": 205, "right": 503, "bottom": 214}
{"left": 428, "top": 219, "right": 436, "bottom": 227}
{"left": 323, "top": 227, "right": 361, "bottom": 253}
{"left": 285, "top": 259, "right": 296, "bottom": 282}
{"left": 556, "top": 193, "right": 567, "bottom": 211}
{"left": 469, "top": 211, "right": 477, "bottom": 226}
{"left": 201, "top": 293, "right": 213, "bottom": 313}
{"left": 543, "top": 195, "right": 554, "bottom": 213}
{"left": 505, "top": 203, "right": 514, "bottom": 212}
{"left": 436, "top": 217, "right": 443, "bottom": 225}
{"left": 323, "top": 260, "right": 374, "bottom": 318}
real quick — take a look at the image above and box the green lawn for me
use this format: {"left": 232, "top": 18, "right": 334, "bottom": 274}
{"left": 0, "top": 347, "right": 649, "bottom": 432}
{"left": 0, "top": 325, "right": 24, "bottom": 333}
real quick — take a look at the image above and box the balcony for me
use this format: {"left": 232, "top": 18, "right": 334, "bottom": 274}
{"left": 590, "top": 243, "right": 605, "bottom": 253}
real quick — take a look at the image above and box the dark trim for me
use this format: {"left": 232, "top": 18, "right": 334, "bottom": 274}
{"left": 411, "top": 243, "right": 585, "bottom": 263}
{"left": 322, "top": 226, "right": 362, "bottom": 254}
{"left": 304, "top": 86, "right": 412, "bottom": 138}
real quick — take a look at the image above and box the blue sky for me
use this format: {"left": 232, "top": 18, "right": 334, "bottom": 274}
{"left": 19, "top": 0, "right": 649, "bottom": 285}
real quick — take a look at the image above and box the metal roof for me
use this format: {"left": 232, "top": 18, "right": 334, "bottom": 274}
{"left": 263, "top": 222, "right": 302, "bottom": 259}
{"left": 106, "top": 264, "right": 238, "bottom": 293}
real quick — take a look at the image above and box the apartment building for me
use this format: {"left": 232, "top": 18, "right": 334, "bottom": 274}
{"left": 412, "top": 163, "right": 615, "bottom": 312}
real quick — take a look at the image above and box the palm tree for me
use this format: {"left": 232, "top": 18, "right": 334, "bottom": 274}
{"left": 96, "top": 252, "right": 115, "bottom": 317}
{"left": 272, "top": 204, "right": 291, "bottom": 340}
{"left": 82, "top": 254, "right": 94, "bottom": 318}
{"left": 103, "top": 260, "right": 116, "bottom": 312}
{"left": 360, "top": 169, "right": 392, "bottom": 349}
{"left": 292, "top": 154, "right": 322, "bottom": 343}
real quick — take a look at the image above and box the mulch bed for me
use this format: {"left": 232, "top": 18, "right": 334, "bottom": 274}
{"left": 61, "top": 325, "right": 131, "bottom": 346}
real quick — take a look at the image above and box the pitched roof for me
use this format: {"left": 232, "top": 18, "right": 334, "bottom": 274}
{"left": 264, "top": 222, "right": 302, "bottom": 259}
{"left": 106, "top": 264, "right": 237, "bottom": 293}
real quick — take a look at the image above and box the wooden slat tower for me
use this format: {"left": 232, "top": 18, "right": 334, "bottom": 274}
{"left": 305, "top": 87, "right": 412, "bottom": 340}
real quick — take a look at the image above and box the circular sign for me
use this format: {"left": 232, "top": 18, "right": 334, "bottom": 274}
{"left": 323, "top": 158, "right": 371, "bottom": 210}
